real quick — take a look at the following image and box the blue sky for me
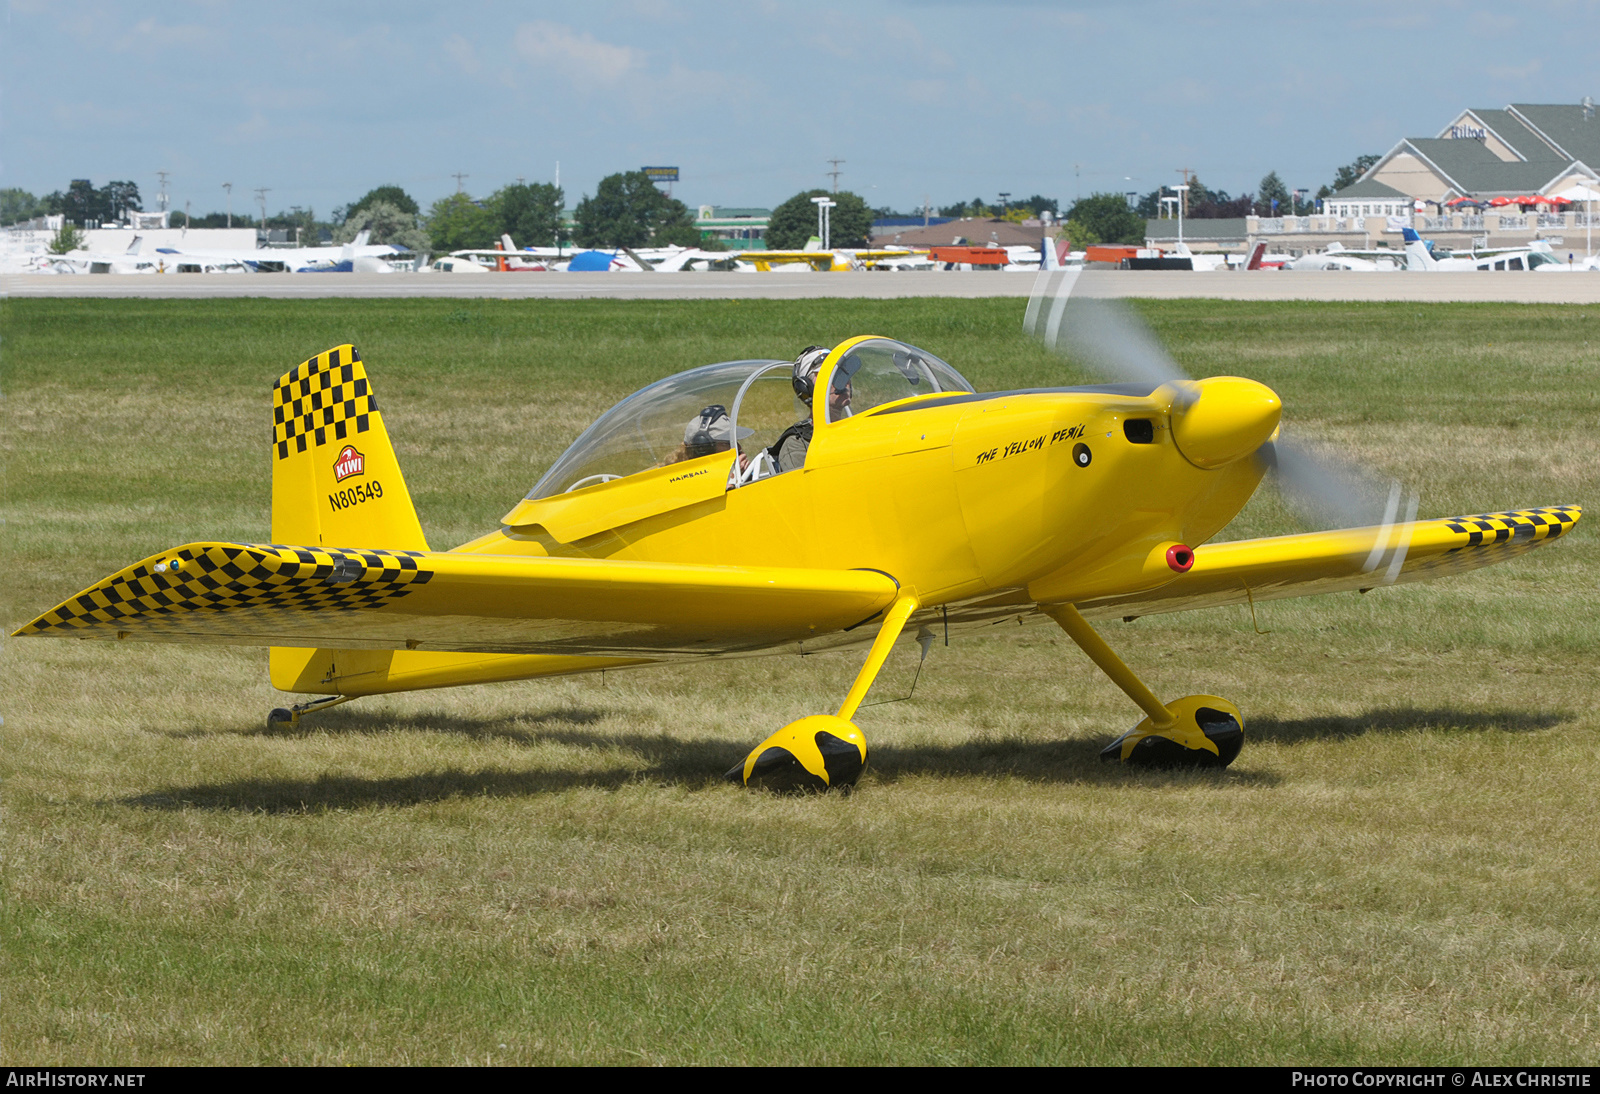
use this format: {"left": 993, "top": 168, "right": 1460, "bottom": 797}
{"left": 4, "top": 0, "right": 1596, "bottom": 218}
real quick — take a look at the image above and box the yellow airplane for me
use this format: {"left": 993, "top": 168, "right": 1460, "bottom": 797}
{"left": 14, "top": 303, "right": 1582, "bottom": 792}
{"left": 737, "top": 248, "right": 928, "bottom": 272}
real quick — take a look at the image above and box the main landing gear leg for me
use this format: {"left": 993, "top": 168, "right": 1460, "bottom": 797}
{"left": 266, "top": 694, "right": 355, "bottom": 731}
{"left": 1040, "top": 603, "right": 1243, "bottom": 769}
{"left": 727, "top": 595, "right": 921, "bottom": 793}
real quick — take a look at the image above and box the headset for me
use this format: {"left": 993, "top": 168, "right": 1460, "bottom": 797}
{"left": 790, "top": 346, "right": 830, "bottom": 402}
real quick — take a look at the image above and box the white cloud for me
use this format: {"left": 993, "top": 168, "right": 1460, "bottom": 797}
{"left": 443, "top": 34, "right": 480, "bottom": 75}
{"left": 513, "top": 21, "right": 641, "bottom": 83}
{"left": 1487, "top": 59, "right": 1542, "bottom": 81}
{"left": 115, "top": 17, "right": 220, "bottom": 52}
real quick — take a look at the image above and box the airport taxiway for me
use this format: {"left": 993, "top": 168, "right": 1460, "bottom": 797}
{"left": 4, "top": 270, "right": 1597, "bottom": 303}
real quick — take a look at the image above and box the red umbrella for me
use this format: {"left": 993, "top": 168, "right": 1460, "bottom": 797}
{"left": 1543, "top": 195, "right": 1572, "bottom": 206}
{"left": 1488, "top": 196, "right": 1516, "bottom": 207}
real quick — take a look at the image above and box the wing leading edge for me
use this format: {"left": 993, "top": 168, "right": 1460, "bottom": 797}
{"left": 1073, "top": 506, "right": 1581, "bottom": 620}
{"left": 13, "top": 543, "right": 901, "bottom": 658}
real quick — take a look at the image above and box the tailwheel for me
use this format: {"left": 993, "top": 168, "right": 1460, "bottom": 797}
{"left": 265, "top": 694, "right": 355, "bottom": 732}
{"left": 726, "top": 715, "right": 867, "bottom": 793}
{"left": 1100, "top": 695, "right": 1244, "bottom": 769}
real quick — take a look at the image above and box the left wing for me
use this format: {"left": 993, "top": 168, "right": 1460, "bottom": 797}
{"left": 12, "top": 543, "right": 901, "bottom": 657}
{"left": 1073, "top": 506, "right": 1581, "bottom": 620}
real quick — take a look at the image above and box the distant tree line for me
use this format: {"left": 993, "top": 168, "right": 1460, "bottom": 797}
{"left": 935, "top": 194, "right": 1059, "bottom": 221}
{"left": 0, "top": 154, "right": 1392, "bottom": 254}
{"left": 2, "top": 180, "right": 143, "bottom": 226}
{"left": 1127, "top": 155, "right": 1381, "bottom": 221}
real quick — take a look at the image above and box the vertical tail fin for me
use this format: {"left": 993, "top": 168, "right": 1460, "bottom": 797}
{"left": 270, "top": 345, "right": 427, "bottom": 692}
{"left": 1401, "top": 227, "right": 1437, "bottom": 271}
{"left": 270, "top": 345, "right": 428, "bottom": 551}
{"left": 1040, "top": 234, "right": 1061, "bottom": 271}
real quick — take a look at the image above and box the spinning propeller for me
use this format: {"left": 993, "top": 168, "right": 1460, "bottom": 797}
{"left": 1025, "top": 270, "right": 1419, "bottom": 548}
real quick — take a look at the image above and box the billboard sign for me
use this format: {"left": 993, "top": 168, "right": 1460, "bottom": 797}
{"left": 642, "top": 166, "right": 680, "bottom": 183}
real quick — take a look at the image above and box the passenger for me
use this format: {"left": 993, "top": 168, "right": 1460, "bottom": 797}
{"left": 770, "top": 345, "right": 838, "bottom": 474}
{"left": 659, "top": 404, "right": 752, "bottom": 469}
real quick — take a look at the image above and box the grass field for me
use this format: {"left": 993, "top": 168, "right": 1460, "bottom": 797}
{"left": 3, "top": 297, "right": 1597, "bottom": 1065}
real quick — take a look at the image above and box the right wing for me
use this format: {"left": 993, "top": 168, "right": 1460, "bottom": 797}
{"left": 13, "top": 543, "right": 901, "bottom": 657}
{"left": 1074, "top": 506, "right": 1581, "bottom": 620}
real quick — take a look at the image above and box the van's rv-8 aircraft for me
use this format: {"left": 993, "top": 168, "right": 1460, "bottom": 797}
{"left": 14, "top": 275, "right": 1581, "bottom": 791}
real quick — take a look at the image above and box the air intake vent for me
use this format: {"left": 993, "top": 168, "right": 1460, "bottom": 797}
{"left": 1123, "top": 419, "right": 1155, "bottom": 444}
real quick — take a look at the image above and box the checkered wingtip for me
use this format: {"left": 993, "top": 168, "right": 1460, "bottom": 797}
{"left": 1405, "top": 505, "right": 1583, "bottom": 579}
{"left": 14, "top": 542, "right": 434, "bottom": 638}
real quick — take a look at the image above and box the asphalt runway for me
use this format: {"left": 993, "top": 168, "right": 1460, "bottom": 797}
{"left": 5, "top": 270, "right": 1598, "bottom": 303}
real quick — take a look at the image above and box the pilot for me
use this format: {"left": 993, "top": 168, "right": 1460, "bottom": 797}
{"left": 771, "top": 345, "right": 844, "bottom": 474}
{"left": 660, "top": 404, "right": 752, "bottom": 468}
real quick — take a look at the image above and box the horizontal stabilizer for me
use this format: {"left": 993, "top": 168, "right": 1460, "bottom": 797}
{"left": 14, "top": 543, "right": 902, "bottom": 658}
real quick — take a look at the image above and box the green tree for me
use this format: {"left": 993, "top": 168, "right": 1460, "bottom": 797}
{"left": 1320, "top": 154, "right": 1380, "bottom": 199}
{"left": 99, "top": 180, "right": 142, "bottom": 222}
{"left": 1, "top": 188, "right": 43, "bottom": 225}
{"left": 1134, "top": 188, "right": 1166, "bottom": 218}
{"left": 47, "top": 222, "right": 87, "bottom": 254}
{"left": 650, "top": 203, "right": 704, "bottom": 248}
{"left": 766, "top": 189, "right": 872, "bottom": 250}
{"left": 492, "top": 182, "right": 565, "bottom": 247}
{"left": 1064, "top": 192, "right": 1145, "bottom": 246}
{"left": 573, "top": 171, "right": 697, "bottom": 248}
{"left": 336, "top": 200, "right": 429, "bottom": 251}
{"left": 938, "top": 196, "right": 998, "bottom": 219}
{"left": 345, "top": 185, "right": 420, "bottom": 222}
{"left": 1018, "top": 194, "right": 1059, "bottom": 218}
{"left": 63, "top": 179, "right": 98, "bottom": 224}
{"left": 426, "top": 193, "right": 499, "bottom": 252}
{"left": 1063, "top": 218, "right": 1099, "bottom": 249}
{"left": 1184, "top": 176, "right": 1221, "bottom": 210}
{"left": 1258, "top": 171, "right": 1290, "bottom": 215}
{"left": 1136, "top": 181, "right": 1252, "bottom": 219}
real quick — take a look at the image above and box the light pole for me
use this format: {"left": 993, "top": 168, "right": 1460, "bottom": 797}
{"left": 1169, "top": 185, "right": 1189, "bottom": 248}
{"left": 811, "top": 195, "right": 836, "bottom": 249}
{"left": 223, "top": 182, "right": 232, "bottom": 228}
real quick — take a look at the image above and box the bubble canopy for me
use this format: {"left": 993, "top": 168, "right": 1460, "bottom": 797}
{"left": 527, "top": 340, "right": 974, "bottom": 500}
{"left": 816, "top": 337, "right": 974, "bottom": 424}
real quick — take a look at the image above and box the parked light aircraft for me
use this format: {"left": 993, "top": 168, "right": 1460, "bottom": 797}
{"left": 14, "top": 234, "right": 254, "bottom": 275}
{"left": 435, "top": 236, "right": 552, "bottom": 273}
{"left": 735, "top": 238, "right": 932, "bottom": 272}
{"left": 152, "top": 231, "right": 407, "bottom": 274}
{"left": 34, "top": 234, "right": 165, "bottom": 275}
{"left": 1287, "top": 243, "right": 1404, "bottom": 272}
{"left": 15, "top": 274, "right": 1581, "bottom": 791}
{"left": 446, "top": 238, "right": 733, "bottom": 273}
{"left": 1400, "top": 228, "right": 1571, "bottom": 272}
